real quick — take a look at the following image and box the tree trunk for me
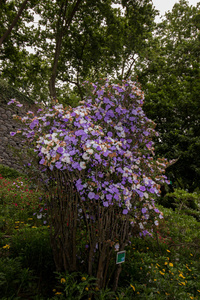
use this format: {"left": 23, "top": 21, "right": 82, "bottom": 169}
{"left": 49, "top": 0, "right": 83, "bottom": 99}
{"left": 0, "top": 0, "right": 29, "bottom": 48}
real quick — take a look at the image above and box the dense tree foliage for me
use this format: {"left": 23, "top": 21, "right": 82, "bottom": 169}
{"left": 0, "top": 0, "right": 157, "bottom": 102}
{"left": 136, "top": 0, "right": 200, "bottom": 191}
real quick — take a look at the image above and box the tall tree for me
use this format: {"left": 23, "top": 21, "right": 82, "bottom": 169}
{"left": 0, "top": 0, "right": 157, "bottom": 102}
{"left": 136, "top": 0, "right": 200, "bottom": 190}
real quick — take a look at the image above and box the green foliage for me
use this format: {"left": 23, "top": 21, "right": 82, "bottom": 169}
{"left": 136, "top": 0, "right": 200, "bottom": 191}
{"left": 0, "top": 0, "right": 157, "bottom": 102}
{"left": 0, "top": 257, "right": 34, "bottom": 298}
{"left": 0, "top": 175, "right": 47, "bottom": 234}
{"left": 0, "top": 164, "right": 23, "bottom": 179}
{"left": 0, "top": 79, "right": 34, "bottom": 105}
{"left": 10, "top": 227, "right": 55, "bottom": 277}
{"left": 0, "top": 169, "right": 200, "bottom": 299}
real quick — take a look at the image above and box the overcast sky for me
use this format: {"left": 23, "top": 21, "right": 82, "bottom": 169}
{"left": 153, "top": 0, "right": 199, "bottom": 18}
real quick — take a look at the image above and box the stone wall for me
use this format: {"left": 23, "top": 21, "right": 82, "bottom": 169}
{"left": 0, "top": 80, "right": 36, "bottom": 170}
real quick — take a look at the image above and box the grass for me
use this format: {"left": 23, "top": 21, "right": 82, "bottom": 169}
{"left": 0, "top": 166, "right": 200, "bottom": 299}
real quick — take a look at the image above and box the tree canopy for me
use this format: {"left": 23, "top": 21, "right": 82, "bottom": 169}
{"left": 136, "top": 0, "right": 200, "bottom": 191}
{"left": 0, "top": 0, "right": 157, "bottom": 103}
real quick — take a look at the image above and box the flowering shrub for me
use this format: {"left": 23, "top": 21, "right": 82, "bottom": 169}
{"left": 9, "top": 79, "right": 169, "bottom": 288}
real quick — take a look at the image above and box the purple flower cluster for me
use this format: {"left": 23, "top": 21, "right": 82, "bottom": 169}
{"left": 9, "top": 79, "right": 169, "bottom": 235}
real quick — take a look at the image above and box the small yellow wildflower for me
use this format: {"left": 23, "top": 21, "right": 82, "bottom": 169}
{"left": 85, "top": 287, "right": 89, "bottom": 291}
{"left": 197, "top": 290, "right": 200, "bottom": 293}
{"left": 190, "top": 254, "right": 193, "bottom": 256}
{"left": 166, "top": 249, "right": 170, "bottom": 253}
{"left": 81, "top": 277, "right": 86, "bottom": 281}
{"left": 162, "top": 269, "right": 165, "bottom": 272}
{"left": 181, "top": 282, "right": 186, "bottom": 286}
{"left": 164, "top": 262, "right": 168, "bottom": 265}
{"left": 190, "top": 297, "right": 194, "bottom": 300}
{"left": 52, "top": 289, "right": 56, "bottom": 292}
{"left": 60, "top": 278, "right": 66, "bottom": 284}
{"left": 55, "top": 292, "right": 62, "bottom": 295}
{"left": 130, "top": 284, "right": 135, "bottom": 291}
{"left": 179, "top": 274, "right": 185, "bottom": 279}
{"left": 3, "top": 244, "right": 10, "bottom": 250}
{"left": 159, "top": 271, "right": 165, "bottom": 275}
{"left": 169, "top": 262, "right": 173, "bottom": 267}
{"left": 137, "top": 292, "right": 140, "bottom": 294}
{"left": 154, "top": 279, "right": 157, "bottom": 281}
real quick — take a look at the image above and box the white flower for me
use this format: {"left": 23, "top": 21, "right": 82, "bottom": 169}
{"left": 86, "top": 148, "right": 94, "bottom": 155}
{"left": 80, "top": 161, "right": 86, "bottom": 169}
{"left": 61, "top": 154, "right": 71, "bottom": 164}
{"left": 154, "top": 220, "right": 159, "bottom": 226}
{"left": 37, "top": 214, "right": 42, "bottom": 219}
{"left": 82, "top": 153, "right": 90, "bottom": 160}
{"left": 41, "top": 147, "right": 49, "bottom": 154}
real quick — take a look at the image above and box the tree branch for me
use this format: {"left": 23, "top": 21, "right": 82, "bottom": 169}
{"left": 49, "top": 0, "right": 83, "bottom": 99}
{"left": 0, "top": 0, "right": 29, "bottom": 48}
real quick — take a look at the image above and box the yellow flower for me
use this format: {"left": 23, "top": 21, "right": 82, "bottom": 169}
{"left": 85, "top": 287, "right": 89, "bottom": 291}
{"left": 130, "top": 284, "right": 135, "bottom": 291}
{"left": 3, "top": 244, "right": 10, "bottom": 249}
{"left": 190, "top": 297, "right": 194, "bottom": 299}
{"left": 169, "top": 263, "right": 173, "bottom": 267}
{"left": 60, "top": 278, "right": 66, "bottom": 284}
{"left": 197, "top": 290, "right": 200, "bottom": 293}
{"left": 179, "top": 274, "right": 185, "bottom": 279}
{"left": 159, "top": 271, "right": 165, "bottom": 275}
{"left": 164, "top": 262, "right": 168, "bottom": 265}
{"left": 55, "top": 292, "right": 62, "bottom": 295}
{"left": 166, "top": 249, "right": 170, "bottom": 253}
{"left": 181, "top": 282, "right": 186, "bottom": 285}
{"left": 154, "top": 279, "right": 157, "bottom": 281}
{"left": 190, "top": 253, "right": 193, "bottom": 256}
{"left": 81, "top": 277, "right": 86, "bottom": 281}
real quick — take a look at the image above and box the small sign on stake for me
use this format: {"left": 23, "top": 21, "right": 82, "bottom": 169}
{"left": 116, "top": 250, "right": 126, "bottom": 264}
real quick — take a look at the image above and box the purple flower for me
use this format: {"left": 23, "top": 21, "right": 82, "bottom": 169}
{"left": 88, "top": 192, "right": 95, "bottom": 200}
{"left": 57, "top": 147, "right": 64, "bottom": 154}
{"left": 141, "top": 207, "right": 147, "bottom": 214}
{"left": 10, "top": 132, "right": 16, "bottom": 136}
{"left": 39, "top": 158, "right": 45, "bottom": 165}
{"left": 122, "top": 209, "right": 128, "bottom": 215}
{"left": 140, "top": 186, "right": 146, "bottom": 192}
{"left": 103, "top": 201, "right": 109, "bottom": 207}
{"left": 55, "top": 161, "right": 63, "bottom": 169}
{"left": 106, "top": 194, "right": 112, "bottom": 201}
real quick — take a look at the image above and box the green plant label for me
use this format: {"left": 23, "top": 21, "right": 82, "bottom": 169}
{"left": 116, "top": 251, "right": 126, "bottom": 264}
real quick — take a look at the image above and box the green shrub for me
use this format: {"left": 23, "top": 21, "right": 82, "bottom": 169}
{"left": 0, "top": 164, "right": 23, "bottom": 179}
{"left": 10, "top": 226, "right": 55, "bottom": 276}
{"left": 0, "top": 257, "right": 34, "bottom": 298}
